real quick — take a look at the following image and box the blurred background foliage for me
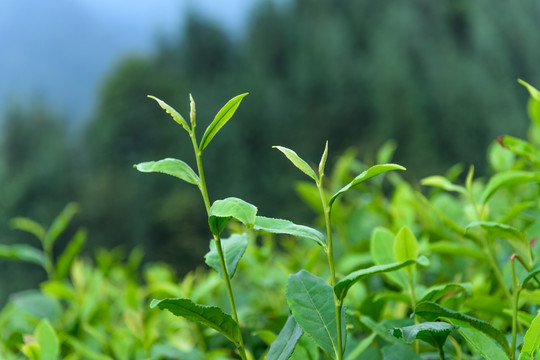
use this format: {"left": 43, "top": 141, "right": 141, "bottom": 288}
{"left": 1, "top": 0, "right": 540, "bottom": 303}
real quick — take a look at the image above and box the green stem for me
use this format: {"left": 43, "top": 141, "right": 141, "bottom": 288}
{"left": 448, "top": 336, "right": 462, "bottom": 360}
{"left": 42, "top": 240, "right": 54, "bottom": 280}
{"left": 510, "top": 255, "right": 519, "bottom": 360}
{"left": 438, "top": 345, "right": 446, "bottom": 360}
{"left": 190, "top": 129, "right": 247, "bottom": 360}
{"left": 317, "top": 179, "right": 343, "bottom": 360}
{"left": 408, "top": 269, "right": 420, "bottom": 354}
{"left": 482, "top": 237, "right": 512, "bottom": 302}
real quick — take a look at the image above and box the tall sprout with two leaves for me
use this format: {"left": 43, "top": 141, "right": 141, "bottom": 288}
{"left": 135, "top": 93, "right": 257, "bottom": 359}
{"left": 268, "top": 144, "right": 429, "bottom": 359}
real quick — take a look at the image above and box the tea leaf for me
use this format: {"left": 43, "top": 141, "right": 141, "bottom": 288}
{"left": 521, "top": 262, "right": 540, "bottom": 288}
{"left": 428, "top": 241, "right": 485, "bottom": 260}
{"left": 457, "top": 323, "right": 509, "bottom": 360}
{"left": 466, "top": 221, "right": 532, "bottom": 265}
{"left": 267, "top": 315, "right": 303, "bottom": 360}
{"left": 391, "top": 321, "right": 455, "bottom": 349}
{"left": 286, "top": 270, "right": 344, "bottom": 358}
{"left": 329, "top": 164, "right": 405, "bottom": 207}
{"left": 254, "top": 216, "right": 326, "bottom": 247}
{"left": 381, "top": 343, "right": 422, "bottom": 360}
{"left": 519, "top": 79, "right": 540, "bottom": 101}
{"left": 204, "top": 233, "right": 248, "bottom": 279}
{"left": 359, "top": 315, "right": 400, "bottom": 344}
{"left": 274, "top": 146, "right": 318, "bottom": 181}
{"left": 498, "top": 136, "right": 540, "bottom": 164}
{"left": 150, "top": 298, "right": 241, "bottom": 347}
{"left": 420, "top": 175, "right": 467, "bottom": 194}
{"left": 418, "top": 282, "right": 472, "bottom": 304}
{"left": 370, "top": 227, "right": 409, "bottom": 289}
{"left": 208, "top": 197, "right": 257, "bottom": 236}
{"left": 481, "top": 170, "right": 540, "bottom": 205}
{"left": 134, "top": 158, "right": 200, "bottom": 185}
{"left": 200, "top": 93, "right": 248, "bottom": 150}
{"left": 519, "top": 311, "right": 540, "bottom": 359}
{"left": 9, "top": 217, "right": 45, "bottom": 241}
{"left": 36, "top": 319, "right": 60, "bottom": 360}
{"left": 393, "top": 226, "right": 419, "bottom": 263}
{"left": 319, "top": 141, "right": 329, "bottom": 178}
{"left": 55, "top": 228, "right": 86, "bottom": 280}
{"left": 289, "top": 334, "right": 319, "bottom": 360}
{"left": 21, "top": 341, "right": 40, "bottom": 360}
{"left": 344, "top": 333, "right": 376, "bottom": 360}
{"left": 147, "top": 95, "right": 190, "bottom": 132}
{"left": 334, "top": 256, "right": 429, "bottom": 301}
{"left": 12, "top": 290, "right": 62, "bottom": 321}
{"left": 0, "top": 244, "right": 45, "bottom": 267}
{"left": 414, "top": 302, "right": 510, "bottom": 354}
{"left": 44, "top": 202, "right": 79, "bottom": 253}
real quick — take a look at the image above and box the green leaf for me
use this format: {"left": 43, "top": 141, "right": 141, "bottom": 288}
{"left": 498, "top": 136, "right": 540, "bottom": 164}
{"left": 414, "top": 302, "right": 509, "bottom": 354}
{"left": 519, "top": 311, "right": 540, "bottom": 359}
{"left": 466, "top": 221, "right": 532, "bottom": 265}
{"left": 0, "top": 244, "right": 45, "bottom": 267}
{"left": 370, "top": 227, "right": 409, "bottom": 289}
{"left": 150, "top": 298, "right": 241, "bottom": 347}
{"left": 36, "top": 319, "right": 60, "bottom": 360}
{"left": 457, "top": 323, "right": 509, "bottom": 360}
{"left": 334, "top": 256, "right": 429, "bottom": 301}
{"left": 274, "top": 146, "right": 318, "bottom": 181}
{"left": 45, "top": 202, "right": 79, "bottom": 252}
{"left": 381, "top": 343, "right": 422, "bottom": 360}
{"left": 329, "top": 164, "right": 405, "bottom": 207}
{"left": 11, "top": 290, "right": 62, "bottom": 321}
{"left": 286, "top": 270, "right": 344, "bottom": 358}
{"left": 519, "top": 79, "right": 540, "bottom": 128}
{"left": 134, "top": 158, "right": 199, "bottom": 185}
{"left": 208, "top": 197, "right": 257, "bottom": 236}
{"left": 21, "top": 342, "right": 40, "bottom": 360}
{"left": 254, "top": 216, "right": 326, "bottom": 247}
{"left": 204, "top": 233, "right": 248, "bottom": 279}
{"left": 519, "top": 79, "right": 540, "bottom": 101}
{"left": 391, "top": 322, "right": 455, "bottom": 350}
{"left": 481, "top": 171, "right": 540, "bottom": 205}
{"left": 9, "top": 217, "right": 46, "bottom": 241}
{"left": 319, "top": 141, "right": 329, "bottom": 179}
{"left": 148, "top": 95, "right": 190, "bottom": 131}
{"left": 359, "top": 315, "right": 400, "bottom": 344}
{"left": 418, "top": 282, "right": 473, "bottom": 304}
{"left": 393, "top": 226, "right": 419, "bottom": 263}
{"left": 344, "top": 333, "right": 376, "bottom": 360}
{"left": 427, "top": 241, "right": 485, "bottom": 260}
{"left": 200, "top": 93, "right": 248, "bottom": 150}
{"left": 289, "top": 334, "right": 319, "bottom": 360}
{"left": 267, "top": 315, "right": 303, "bottom": 360}
{"left": 55, "top": 228, "right": 86, "bottom": 280}
{"left": 420, "top": 175, "right": 467, "bottom": 194}
{"left": 522, "top": 262, "right": 540, "bottom": 288}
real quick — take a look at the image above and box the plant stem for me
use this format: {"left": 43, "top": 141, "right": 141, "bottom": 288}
{"left": 482, "top": 238, "right": 512, "bottom": 302}
{"left": 438, "top": 345, "right": 446, "bottom": 360}
{"left": 510, "top": 255, "right": 519, "bottom": 360}
{"left": 408, "top": 269, "right": 420, "bottom": 354}
{"left": 190, "top": 129, "right": 247, "bottom": 360}
{"left": 317, "top": 179, "right": 343, "bottom": 360}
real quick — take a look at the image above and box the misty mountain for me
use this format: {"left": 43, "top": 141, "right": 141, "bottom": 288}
{"left": 0, "top": 0, "right": 182, "bottom": 124}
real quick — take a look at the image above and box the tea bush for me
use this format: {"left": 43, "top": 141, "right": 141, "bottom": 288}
{"left": 2, "top": 80, "right": 540, "bottom": 359}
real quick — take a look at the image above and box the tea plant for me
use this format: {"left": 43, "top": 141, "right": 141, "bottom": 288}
{"left": 134, "top": 93, "right": 443, "bottom": 360}
{"left": 2, "top": 80, "right": 540, "bottom": 359}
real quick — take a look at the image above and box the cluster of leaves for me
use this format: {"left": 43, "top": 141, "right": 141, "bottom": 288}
{"left": 2, "top": 79, "right": 540, "bottom": 359}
